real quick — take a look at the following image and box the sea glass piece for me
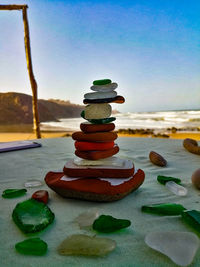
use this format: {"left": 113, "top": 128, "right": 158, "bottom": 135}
{"left": 181, "top": 210, "right": 200, "bottom": 233}
{"left": 73, "top": 156, "right": 124, "bottom": 166}
{"left": 165, "top": 181, "right": 188, "bottom": 196}
{"left": 93, "top": 79, "right": 112, "bottom": 85}
{"left": 74, "top": 208, "right": 100, "bottom": 229}
{"left": 157, "top": 175, "right": 181, "bottom": 185}
{"left": 32, "top": 190, "right": 49, "bottom": 204}
{"left": 2, "top": 189, "right": 27, "bottom": 198}
{"left": 93, "top": 215, "right": 131, "bottom": 233}
{"left": 91, "top": 82, "right": 117, "bottom": 92}
{"left": 141, "top": 203, "right": 186, "bottom": 215}
{"left": 81, "top": 110, "right": 116, "bottom": 124}
{"left": 145, "top": 231, "right": 199, "bottom": 266}
{"left": 12, "top": 199, "right": 55, "bottom": 233}
{"left": 24, "top": 179, "right": 43, "bottom": 188}
{"left": 58, "top": 234, "right": 116, "bottom": 256}
{"left": 15, "top": 238, "right": 48, "bottom": 255}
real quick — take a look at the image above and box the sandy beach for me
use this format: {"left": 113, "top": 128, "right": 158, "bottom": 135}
{"left": 1, "top": 130, "right": 200, "bottom": 142}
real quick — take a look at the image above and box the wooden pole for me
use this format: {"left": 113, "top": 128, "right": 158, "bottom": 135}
{"left": 22, "top": 6, "right": 41, "bottom": 138}
{"left": 0, "top": 4, "right": 41, "bottom": 139}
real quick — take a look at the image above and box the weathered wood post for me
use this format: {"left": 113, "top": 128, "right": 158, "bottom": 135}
{"left": 0, "top": 4, "right": 41, "bottom": 138}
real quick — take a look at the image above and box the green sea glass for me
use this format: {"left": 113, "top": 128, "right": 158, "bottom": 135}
{"left": 157, "top": 175, "right": 181, "bottom": 185}
{"left": 12, "top": 199, "right": 55, "bottom": 233}
{"left": 93, "top": 79, "right": 111, "bottom": 85}
{"left": 182, "top": 210, "right": 200, "bottom": 233}
{"left": 2, "top": 189, "right": 27, "bottom": 198}
{"left": 58, "top": 234, "right": 116, "bottom": 256}
{"left": 93, "top": 215, "right": 131, "bottom": 233}
{"left": 81, "top": 111, "right": 116, "bottom": 124}
{"left": 15, "top": 238, "right": 48, "bottom": 255}
{"left": 142, "top": 203, "right": 186, "bottom": 215}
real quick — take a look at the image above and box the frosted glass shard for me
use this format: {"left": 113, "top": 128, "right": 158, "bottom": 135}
{"left": 24, "top": 180, "right": 43, "bottom": 188}
{"left": 145, "top": 231, "right": 199, "bottom": 266}
{"left": 165, "top": 181, "right": 188, "bottom": 196}
{"left": 58, "top": 234, "right": 116, "bottom": 256}
{"left": 74, "top": 208, "right": 100, "bottom": 229}
{"left": 73, "top": 156, "right": 124, "bottom": 167}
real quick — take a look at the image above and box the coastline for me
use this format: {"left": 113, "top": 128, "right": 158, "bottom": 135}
{"left": 1, "top": 130, "right": 200, "bottom": 142}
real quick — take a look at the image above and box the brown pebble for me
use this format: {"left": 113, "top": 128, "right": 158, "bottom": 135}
{"left": 183, "top": 138, "right": 200, "bottom": 155}
{"left": 149, "top": 151, "right": 167, "bottom": 167}
{"left": 191, "top": 168, "right": 200, "bottom": 189}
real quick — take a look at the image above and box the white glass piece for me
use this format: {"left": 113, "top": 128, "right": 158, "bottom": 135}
{"left": 73, "top": 156, "right": 125, "bottom": 167}
{"left": 165, "top": 181, "right": 188, "bottom": 196}
{"left": 90, "top": 82, "right": 118, "bottom": 92}
{"left": 74, "top": 208, "right": 100, "bottom": 228}
{"left": 145, "top": 231, "right": 199, "bottom": 266}
{"left": 84, "top": 91, "right": 117, "bottom": 100}
{"left": 24, "top": 180, "right": 43, "bottom": 188}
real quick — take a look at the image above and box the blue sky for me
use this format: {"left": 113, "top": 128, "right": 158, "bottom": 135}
{"left": 0, "top": 0, "right": 200, "bottom": 112}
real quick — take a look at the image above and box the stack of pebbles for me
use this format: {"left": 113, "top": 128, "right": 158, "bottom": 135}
{"left": 45, "top": 79, "right": 145, "bottom": 202}
{"left": 72, "top": 78, "right": 124, "bottom": 161}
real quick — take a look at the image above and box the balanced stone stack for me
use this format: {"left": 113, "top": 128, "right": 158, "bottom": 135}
{"left": 45, "top": 79, "right": 145, "bottom": 202}
{"left": 72, "top": 79, "right": 123, "bottom": 161}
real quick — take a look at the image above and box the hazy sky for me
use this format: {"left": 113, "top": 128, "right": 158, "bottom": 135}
{"left": 0, "top": 0, "right": 200, "bottom": 112}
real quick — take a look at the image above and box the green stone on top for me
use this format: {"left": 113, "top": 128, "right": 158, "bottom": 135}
{"left": 15, "top": 238, "right": 48, "bottom": 255}
{"left": 142, "top": 203, "right": 186, "bottom": 216}
{"left": 93, "top": 215, "right": 131, "bottom": 233}
{"left": 157, "top": 175, "right": 181, "bottom": 185}
{"left": 93, "top": 79, "right": 112, "bottom": 85}
{"left": 181, "top": 210, "right": 200, "bottom": 233}
{"left": 2, "top": 189, "right": 27, "bottom": 198}
{"left": 12, "top": 199, "right": 55, "bottom": 234}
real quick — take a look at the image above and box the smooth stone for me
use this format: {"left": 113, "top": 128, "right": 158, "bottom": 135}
{"left": 24, "top": 179, "right": 43, "bottom": 188}
{"left": 141, "top": 203, "right": 186, "bottom": 215}
{"left": 2, "top": 188, "right": 27, "bottom": 198}
{"left": 91, "top": 82, "right": 118, "bottom": 92}
{"left": 157, "top": 175, "right": 181, "bottom": 185}
{"left": 75, "top": 145, "right": 119, "bottom": 160}
{"left": 80, "top": 122, "right": 115, "bottom": 133}
{"left": 15, "top": 238, "right": 48, "bottom": 255}
{"left": 191, "top": 168, "right": 200, "bottom": 189}
{"left": 84, "top": 104, "right": 111, "bottom": 120}
{"left": 83, "top": 95, "right": 125, "bottom": 104}
{"left": 72, "top": 131, "right": 118, "bottom": 142}
{"left": 93, "top": 215, "right": 131, "bottom": 233}
{"left": 73, "top": 156, "right": 124, "bottom": 166}
{"left": 12, "top": 199, "right": 55, "bottom": 233}
{"left": 32, "top": 190, "right": 49, "bottom": 204}
{"left": 93, "top": 79, "right": 112, "bottom": 85}
{"left": 75, "top": 141, "right": 114, "bottom": 151}
{"left": 58, "top": 234, "right": 116, "bottom": 256}
{"left": 74, "top": 208, "right": 100, "bottom": 228}
{"left": 181, "top": 210, "right": 200, "bottom": 233}
{"left": 81, "top": 111, "right": 116, "bottom": 124}
{"left": 84, "top": 91, "right": 117, "bottom": 100}
{"left": 145, "top": 231, "right": 199, "bottom": 266}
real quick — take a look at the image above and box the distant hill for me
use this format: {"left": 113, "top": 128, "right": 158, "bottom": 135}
{"left": 0, "top": 92, "right": 84, "bottom": 125}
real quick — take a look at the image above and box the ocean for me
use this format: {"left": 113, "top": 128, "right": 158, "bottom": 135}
{"left": 40, "top": 110, "right": 200, "bottom": 132}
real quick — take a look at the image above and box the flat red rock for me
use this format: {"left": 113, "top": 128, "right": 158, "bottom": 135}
{"left": 75, "top": 145, "right": 119, "bottom": 160}
{"left": 72, "top": 131, "right": 118, "bottom": 142}
{"left": 45, "top": 169, "right": 145, "bottom": 202}
{"left": 63, "top": 159, "right": 134, "bottom": 178}
{"left": 75, "top": 141, "right": 114, "bottom": 151}
{"left": 80, "top": 122, "right": 115, "bottom": 133}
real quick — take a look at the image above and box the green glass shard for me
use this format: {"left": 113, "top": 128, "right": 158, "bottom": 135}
{"left": 93, "top": 215, "right": 131, "bottom": 233}
{"left": 142, "top": 203, "right": 186, "bottom": 215}
{"left": 181, "top": 210, "right": 200, "bottom": 233}
{"left": 15, "top": 238, "right": 48, "bottom": 255}
{"left": 81, "top": 111, "right": 116, "bottom": 124}
{"left": 2, "top": 189, "right": 27, "bottom": 198}
{"left": 12, "top": 199, "right": 55, "bottom": 233}
{"left": 157, "top": 175, "right": 181, "bottom": 185}
{"left": 93, "top": 79, "right": 111, "bottom": 85}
